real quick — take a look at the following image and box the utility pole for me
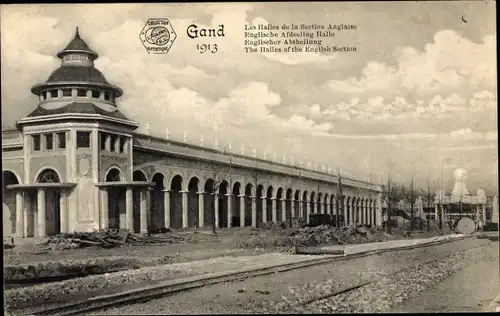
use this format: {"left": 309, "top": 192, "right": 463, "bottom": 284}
{"left": 410, "top": 174, "right": 415, "bottom": 231}
{"left": 427, "top": 178, "right": 431, "bottom": 232}
{"left": 337, "top": 171, "right": 343, "bottom": 227}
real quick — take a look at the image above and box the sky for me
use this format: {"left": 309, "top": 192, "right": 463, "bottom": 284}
{"left": 1, "top": 2, "right": 498, "bottom": 195}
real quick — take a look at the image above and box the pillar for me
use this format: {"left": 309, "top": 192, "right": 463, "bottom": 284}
{"left": 262, "top": 197, "right": 267, "bottom": 223}
{"left": 104, "top": 134, "right": 111, "bottom": 152}
{"left": 59, "top": 190, "right": 68, "bottom": 233}
{"left": 15, "top": 191, "right": 24, "bottom": 237}
{"left": 434, "top": 203, "right": 438, "bottom": 226}
{"left": 101, "top": 188, "right": 109, "bottom": 230}
{"left": 140, "top": 189, "right": 148, "bottom": 233}
{"left": 376, "top": 194, "right": 383, "bottom": 227}
{"left": 114, "top": 137, "right": 120, "bottom": 154}
{"left": 272, "top": 198, "right": 277, "bottom": 223}
{"left": 239, "top": 194, "right": 245, "bottom": 227}
{"left": 198, "top": 191, "right": 205, "bottom": 228}
{"left": 226, "top": 193, "right": 233, "bottom": 228}
{"left": 282, "top": 198, "right": 287, "bottom": 222}
{"left": 37, "top": 189, "right": 46, "bottom": 237}
{"left": 359, "top": 202, "right": 366, "bottom": 225}
{"left": 298, "top": 199, "right": 303, "bottom": 218}
{"left": 215, "top": 193, "right": 219, "bottom": 228}
{"left": 493, "top": 196, "right": 499, "bottom": 224}
{"left": 482, "top": 204, "right": 487, "bottom": 226}
{"left": 182, "top": 190, "right": 188, "bottom": 228}
{"left": 125, "top": 187, "right": 133, "bottom": 232}
{"left": 163, "top": 189, "right": 171, "bottom": 228}
{"left": 251, "top": 196, "right": 257, "bottom": 228}
{"left": 306, "top": 200, "right": 311, "bottom": 224}
{"left": 23, "top": 193, "right": 30, "bottom": 237}
{"left": 343, "top": 198, "right": 349, "bottom": 225}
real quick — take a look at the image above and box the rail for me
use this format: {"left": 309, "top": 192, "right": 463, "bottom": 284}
{"left": 28, "top": 234, "right": 475, "bottom": 316}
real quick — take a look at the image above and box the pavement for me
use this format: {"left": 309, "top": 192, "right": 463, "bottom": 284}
{"left": 318, "top": 234, "right": 466, "bottom": 254}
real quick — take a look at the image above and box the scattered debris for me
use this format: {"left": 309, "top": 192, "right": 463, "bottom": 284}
{"left": 238, "top": 224, "right": 398, "bottom": 250}
{"left": 255, "top": 290, "right": 271, "bottom": 295}
{"left": 39, "top": 229, "right": 187, "bottom": 250}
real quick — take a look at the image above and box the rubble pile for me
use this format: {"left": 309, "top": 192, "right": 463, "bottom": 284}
{"left": 289, "top": 225, "right": 390, "bottom": 247}
{"left": 40, "top": 229, "right": 186, "bottom": 250}
{"left": 238, "top": 224, "right": 393, "bottom": 250}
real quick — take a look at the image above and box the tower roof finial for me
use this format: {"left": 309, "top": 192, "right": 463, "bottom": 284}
{"left": 75, "top": 26, "right": 80, "bottom": 38}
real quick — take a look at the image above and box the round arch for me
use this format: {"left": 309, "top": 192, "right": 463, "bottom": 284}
{"left": 133, "top": 170, "right": 147, "bottom": 181}
{"left": 105, "top": 167, "right": 124, "bottom": 182}
{"left": 34, "top": 167, "right": 62, "bottom": 183}
{"left": 2, "top": 170, "right": 22, "bottom": 185}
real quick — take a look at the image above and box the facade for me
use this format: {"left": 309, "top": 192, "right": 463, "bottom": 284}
{"left": 2, "top": 28, "right": 383, "bottom": 238}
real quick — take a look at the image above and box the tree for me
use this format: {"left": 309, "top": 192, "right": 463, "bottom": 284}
{"left": 401, "top": 175, "right": 417, "bottom": 230}
{"left": 381, "top": 178, "right": 407, "bottom": 233}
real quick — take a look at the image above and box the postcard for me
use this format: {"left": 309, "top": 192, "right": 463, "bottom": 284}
{"left": 2, "top": 2, "right": 498, "bottom": 315}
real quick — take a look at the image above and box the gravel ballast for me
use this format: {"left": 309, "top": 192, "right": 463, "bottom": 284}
{"left": 5, "top": 252, "right": 320, "bottom": 313}
{"left": 89, "top": 237, "right": 493, "bottom": 315}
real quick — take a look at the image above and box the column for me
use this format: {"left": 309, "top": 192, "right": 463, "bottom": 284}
{"left": 272, "top": 198, "right": 277, "bottom": 223}
{"left": 125, "top": 187, "right": 133, "bottom": 232}
{"left": 434, "top": 203, "right": 438, "bottom": 226}
{"left": 306, "top": 200, "right": 311, "bottom": 224}
{"left": 281, "top": 198, "right": 287, "bottom": 223}
{"left": 239, "top": 194, "right": 245, "bottom": 227}
{"left": 23, "top": 193, "right": 30, "bottom": 237}
{"left": 376, "top": 194, "right": 383, "bottom": 227}
{"left": 493, "top": 196, "right": 499, "bottom": 224}
{"left": 140, "top": 189, "right": 148, "bottom": 233}
{"left": 198, "top": 191, "right": 205, "bottom": 228}
{"left": 182, "top": 190, "right": 188, "bottom": 228}
{"left": 114, "top": 137, "right": 121, "bottom": 154}
{"left": 101, "top": 188, "right": 109, "bottom": 230}
{"left": 482, "top": 204, "right": 487, "bottom": 227}
{"left": 262, "top": 197, "right": 268, "bottom": 223}
{"left": 298, "top": 199, "right": 303, "bottom": 219}
{"left": 37, "top": 189, "right": 46, "bottom": 237}
{"left": 251, "top": 196, "right": 257, "bottom": 228}
{"left": 226, "top": 193, "right": 233, "bottom": 228}
{"left": 163, "top": 189, "right": 171, "bottom": 228}
{"left": 343, "top": 198, "right": 348, "bottom": 226}
{"left": 215, "top": 193, "right": 220, "bottom": 228}
{"left": 59, "top": 190, "right": 68, "bottom": 233}
{"left": 361, "top": 204, "right": 365, "bottom": 225}
{"left": 104, "top": 134, "right": 111, "bottom": 152}
{"left": 15, "top": 191, "right": 24, "bottom": 237}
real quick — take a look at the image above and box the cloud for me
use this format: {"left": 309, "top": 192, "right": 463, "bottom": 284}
{"left": 321, "top": 30, "right": 496, "bottom": 121}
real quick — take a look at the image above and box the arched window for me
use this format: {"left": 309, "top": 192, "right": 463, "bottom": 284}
{"left": 106, "top": 169, "right": 121, "bottom": 182}
{"left": 37, "top": 169, "right": 60, "bottom": 183}
{"left": 2, "top": 171, "right": 19, "bottom": 187}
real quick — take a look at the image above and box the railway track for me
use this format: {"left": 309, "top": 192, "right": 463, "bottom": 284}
{"left": 29, "top": 234, "right": 475, "bottom": 316}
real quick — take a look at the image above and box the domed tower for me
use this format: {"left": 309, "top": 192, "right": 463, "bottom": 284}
{"left": 29, "top": 27, "right": 125, "bottom": 114}
{"left": 16, "top": 27, "right": 139, "bottom": 235}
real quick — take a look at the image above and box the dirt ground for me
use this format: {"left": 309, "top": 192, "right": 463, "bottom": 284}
{"left": 4, "top": 226, "right": 442, "bottom": 280}
{"left": 89, "top": 237, "right": 494, "bottom": 315}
